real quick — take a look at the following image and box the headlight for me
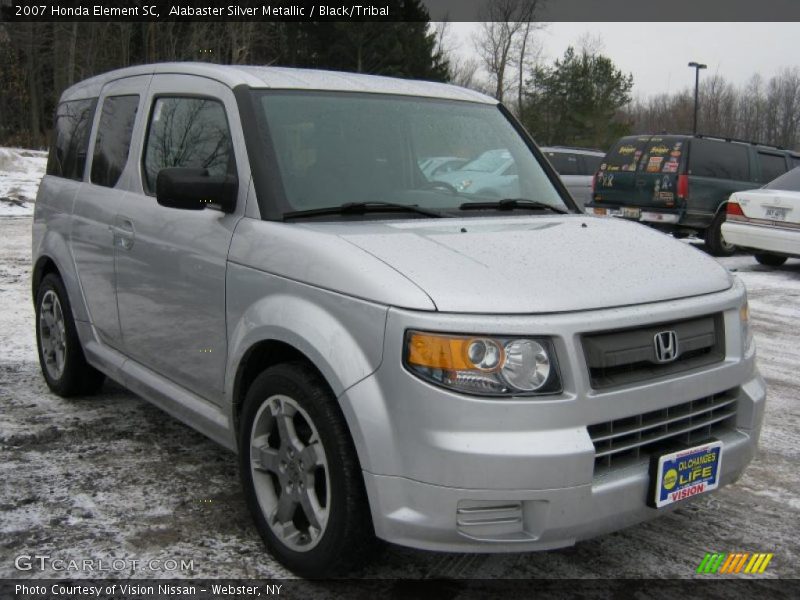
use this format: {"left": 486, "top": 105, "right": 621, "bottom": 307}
{"left": 404, "top": 331, "right": 562, "bottom": 397}
{"left": 740, "top": 297, "right": 753, "bottom": 352}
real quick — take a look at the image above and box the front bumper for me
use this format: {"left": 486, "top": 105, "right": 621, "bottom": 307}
{"left": 338, "top": 281, "right": 765, "bottom": 552}
{"left": 722, "top": 221, "right": 800, "bottom": 257}
{"left": 361, "top": 378, "right": 763, "bottom": 552}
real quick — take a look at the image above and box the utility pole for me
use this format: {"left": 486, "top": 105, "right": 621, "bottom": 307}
{"left": 688, "top": 61, "right": 707, "bottom": 135}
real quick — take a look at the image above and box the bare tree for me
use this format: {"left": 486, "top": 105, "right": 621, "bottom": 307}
{"left": 473, "top": 0, "right": 542, "bottom": 104}
{"left": 450, "top": 56, "right": 483, "bottom": 90}
{"left": 514, "top": 21, "right": 545, "bottom": 118}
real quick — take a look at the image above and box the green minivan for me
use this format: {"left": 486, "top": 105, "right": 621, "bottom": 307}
{"left": 587, "top": 134, "right": 800, "bottom": 255}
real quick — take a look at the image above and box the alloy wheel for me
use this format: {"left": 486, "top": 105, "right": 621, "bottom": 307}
{"left": 249, "top": 394, "right": 330, "bottom": 552}
{"left": 39, "top": 290, "right": 67, "bottom": 380}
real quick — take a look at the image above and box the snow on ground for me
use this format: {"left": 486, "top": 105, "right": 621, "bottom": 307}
{"left": 0, "top": 150, "right": 798, "bottom": 582}
{"left": 0, "top": 147, "right": 47, "bottom": 216}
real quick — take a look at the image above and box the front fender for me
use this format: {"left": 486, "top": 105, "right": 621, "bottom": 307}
{"left": 225, "top": 260, "right": 388, "bottom": 415}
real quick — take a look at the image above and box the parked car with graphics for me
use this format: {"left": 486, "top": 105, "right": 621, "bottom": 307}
{"left": 588, "top": 134, "right": 800, "bottom": 255}
{"left": 541, "top": 146, "right": 605, "bottom": 211}
{"left": 722, "top": 167, "right": 800, "bottom": 266}
{"left": 33, "top": 64, "right": 764, "bottom": 577}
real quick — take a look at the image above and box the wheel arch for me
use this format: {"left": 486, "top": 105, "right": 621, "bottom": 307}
{"left": 32, "top": 228, "right": 90, "bottom": 323}
{"left": 231, "top": 339, "right": 323, "bottom": 442}
{"left": 32, "top": 255, "right": 60, "bottom": 301}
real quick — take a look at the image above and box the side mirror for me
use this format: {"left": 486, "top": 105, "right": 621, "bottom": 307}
{"left": 156, "top": 167, "right": 237, "bottom": 213}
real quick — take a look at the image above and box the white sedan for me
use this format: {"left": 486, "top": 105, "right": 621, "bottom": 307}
{"left": 722, "top": 167, "right": 800, "bottom": 266}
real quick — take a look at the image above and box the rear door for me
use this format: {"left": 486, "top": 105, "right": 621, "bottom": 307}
{"left": 593, "top": 136, "right": 686, "bottom": 216}
{"left": 684, "top": 138, "right": 752, "bottom": 220}
{"left": 755, "top": 150, "right": 789, "bottom": 184}
{"left": 71, "top": 77, "right": 148, "bottom": 348}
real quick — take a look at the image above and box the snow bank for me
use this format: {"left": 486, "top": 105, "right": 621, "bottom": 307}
{"left": 0, "top": 147, "right": 48, "bottom": 216}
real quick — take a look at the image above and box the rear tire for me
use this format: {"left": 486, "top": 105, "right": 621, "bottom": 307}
{"left": 35, "top": 273, "right": 105, "bottom": 397}
{"left": 705, "top": 211, "right": 736, "bottom": 257}
{"left": 239, "top": 362, "right": 375, "bottom": 577}
{"left": 755, "top": 253, "right": 787, "bottom": 267}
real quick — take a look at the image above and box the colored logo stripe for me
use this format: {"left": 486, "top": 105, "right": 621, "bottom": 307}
{"left": 697, "top": 552, "right": 773, "bottom": 574}
{"left": 697, "top": 553, "right": 726, "bottom": 573}
{"left": 745, "top": 553, "right": 774, "bottom": 574}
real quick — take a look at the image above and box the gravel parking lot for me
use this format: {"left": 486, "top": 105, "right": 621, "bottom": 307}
{"left": 1, "top": 215, "right": 798, "bottom": 581}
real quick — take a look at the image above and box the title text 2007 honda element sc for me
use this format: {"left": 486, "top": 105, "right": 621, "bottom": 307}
{"left": 33, "top": 64, "right": 764, "bottom": 577}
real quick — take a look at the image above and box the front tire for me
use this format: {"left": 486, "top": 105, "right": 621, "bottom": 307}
{"left": 239, "top": 362, "right": 374, "bottom": 577}
{"left": 35, "top": 273, "right": 105, "bottom": 396}
{"left": 705, "top": 211, "right": 736, "bottom": 257}
{"left": 755, "top": 253, "right": 787, "bottom": 267}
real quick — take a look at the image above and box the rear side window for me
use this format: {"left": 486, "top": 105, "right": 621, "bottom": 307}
{"left": 545, "top": 151, "right": 580, "bottom": 176}
{"left": 757, "top": 152, "right": 788, "bottom": 183}
{"left": 764, "top": 166, "right": 800, "bottom": 191}
{"left": 142, "top": 97, "right": 233, "bottom": 193}
{"left": 91, "top": 95, "right": 139, "bottom": 188}
{"left": 688, "top": 139, "right": 749, "bottom": 181}
{"left": 46, "top": 98, "right": 97, "bottom": 180}
{"left": 601, "top": 137, "right": 649, "bottom": 172}
{"left": 582, "top": 154, "right": 604, "bottom": 174}
{"left": 791, "top": 156, "right": 800, "bottom": 169}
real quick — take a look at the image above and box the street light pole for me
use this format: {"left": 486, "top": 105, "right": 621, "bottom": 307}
{"left": 688, "top": 61, "right": 707, "bottom": 135}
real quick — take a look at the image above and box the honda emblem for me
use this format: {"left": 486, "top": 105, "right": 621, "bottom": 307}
{"left": 654, "top": 330, "right": 679, "bottom": 363}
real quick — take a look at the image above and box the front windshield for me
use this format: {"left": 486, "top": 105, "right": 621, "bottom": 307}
{"left": 255, "top": 91, "right": 567, "bottom": 215}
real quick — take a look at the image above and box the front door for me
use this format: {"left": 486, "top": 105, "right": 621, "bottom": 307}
{"left": 114, "top": 75, "right": 247, "bottom": 403}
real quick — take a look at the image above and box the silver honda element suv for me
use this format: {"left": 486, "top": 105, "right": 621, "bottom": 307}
{"left": 32, "top": 63, "right": 765, "bottom": 576}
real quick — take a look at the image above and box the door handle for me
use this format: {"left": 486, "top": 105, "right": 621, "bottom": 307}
{"left": 110, "top": 217, "right": 135, "bottom": 250}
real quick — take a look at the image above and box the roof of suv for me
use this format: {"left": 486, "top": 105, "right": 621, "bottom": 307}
{"left": 616, "top": 133, "right": 799, "bottom": 155}
{"left": 60, "top": 62, "right": 496, "bottom": 105}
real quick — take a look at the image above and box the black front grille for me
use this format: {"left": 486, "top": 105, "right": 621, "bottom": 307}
{"left": 583, "top": 314, "right": 725, "bottom": 389}
{"left": 588, "top": 390, "right": 738, "bottom": 476}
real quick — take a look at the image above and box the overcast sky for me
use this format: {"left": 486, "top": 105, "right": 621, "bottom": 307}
{"left": 448, "top": 22, "right": 800, "bottom": 99}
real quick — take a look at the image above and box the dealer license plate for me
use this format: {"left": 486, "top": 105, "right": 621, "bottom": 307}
{"left": 650, "top": 440, "right": 723, "bottom": 509}
{"left": 621, "top": 207, "right": 641, "bottom": 219}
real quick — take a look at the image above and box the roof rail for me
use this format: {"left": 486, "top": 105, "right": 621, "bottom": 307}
{"left": 633, "top": 131, "right": 797, "bottom": 153}
{"left": 694, "top": 133, "right": 789, "bottom": 151}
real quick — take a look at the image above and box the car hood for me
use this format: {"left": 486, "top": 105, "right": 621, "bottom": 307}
{"left": 323, "top": 214, "right": 733, "bottom": 313}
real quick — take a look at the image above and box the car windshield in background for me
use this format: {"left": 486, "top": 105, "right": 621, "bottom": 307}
{"left": 583, "top": 154, "right": 604, "bottom": 174}
{"left": 255, "top": 91, "right": 567, "bottom": 216}
{"left": 545, "top": 151, "right": 581, "bottom": 175}
{"left": 764, "top": 166, "right": 800, "bottom": 191}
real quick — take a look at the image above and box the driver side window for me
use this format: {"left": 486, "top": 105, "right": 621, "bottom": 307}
{"left": 142, "top": 97, "right": 234, "bottom": 193}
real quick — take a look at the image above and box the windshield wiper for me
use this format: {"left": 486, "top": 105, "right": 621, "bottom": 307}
{"left": 283, "top": 201, "right": 445, "bottom": 220}
{"left": 458, "top": 198, "right": 568, "bottom": 214}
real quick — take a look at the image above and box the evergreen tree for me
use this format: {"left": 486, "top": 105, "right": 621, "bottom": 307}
{"left": 523, "top": 47, "right": 633, "bottom": 149}
{"left": 287, "top": 2, "right": 448, "bottom": 81}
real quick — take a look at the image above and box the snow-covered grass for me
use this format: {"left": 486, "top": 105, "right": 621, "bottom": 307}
{"left": 0, "top": 147, "right": 47, "bottom": 216}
